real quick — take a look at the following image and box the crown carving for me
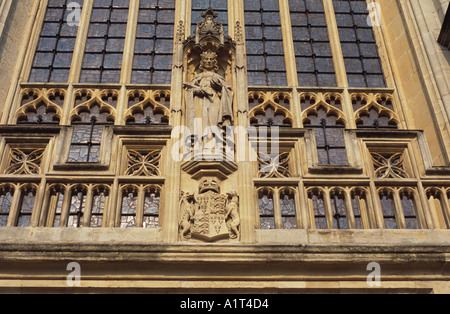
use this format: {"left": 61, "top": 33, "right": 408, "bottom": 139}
{"left": 199, "top": 179, "right": 220, "bottom": 194}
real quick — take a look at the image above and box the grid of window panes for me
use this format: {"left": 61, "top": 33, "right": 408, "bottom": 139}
{"left": 131, "top": 0, "right": 175, "bottom": 84}
{"left": 79, "top": 0, "right": 130, "bottom": 83}
{"left": 289, "top": 0, "right": 337, "bottom": 87}
{"left": 333, "top": 0, "right": 386, "bottom": 88}
{"left": 244, "top": 0, "right": 287, "bottom": 86}
{"left": 191, "top": 0, "right": 228, "bottom": 34}
{"left": 29, "top": 0, "right": 84, "bottom": 83}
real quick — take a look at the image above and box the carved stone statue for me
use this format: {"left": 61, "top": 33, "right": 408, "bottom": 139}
{"left": 184, "top": 50, "right": 234, "bottom": 133}
{"left": 179, "top": 179, "right": 240, "bottom": 242}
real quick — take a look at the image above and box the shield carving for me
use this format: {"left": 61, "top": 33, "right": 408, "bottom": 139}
{"left": 192, "top": 190, "right": 229, "bottom": 241}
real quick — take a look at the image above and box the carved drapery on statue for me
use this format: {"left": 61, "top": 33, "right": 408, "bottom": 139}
{"left": 179, "top": 179, "right": 240, "bottom": 242}
{"left": 179, "top": 9, "right": 240, "bottom": 242}
{"left": 185, "top": 50, "right": 234, "bottom": 132}
{"left": 183, "top": 8, "right": 236, "bottom": 133}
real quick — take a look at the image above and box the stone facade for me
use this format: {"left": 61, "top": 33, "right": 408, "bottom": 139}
{"left": 0, "top": 0, "right": 449, "bottom": 294}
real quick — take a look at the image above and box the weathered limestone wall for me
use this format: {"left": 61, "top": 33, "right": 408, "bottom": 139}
{"left": 0, "top": 0, "right": 34, "bottom": 121}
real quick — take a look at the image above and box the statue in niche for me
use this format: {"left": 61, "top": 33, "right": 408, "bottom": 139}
{"left": 184, "top": 50, "right": 234, "bottom": 134}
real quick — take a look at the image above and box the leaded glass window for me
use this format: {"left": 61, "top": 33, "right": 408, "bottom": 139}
{"left": 289, "top": 0, "right": 337, "bottom": 87}
{"left": 143, "top": 188, "right": 160, "bottom": 229}
{"left": 279, "top": 189, "right": 297, "bottom": 229}
{"left": 309, "top": 189, "right": 327, "bottom": 229}
{"left": 400, "top": 190, "right": 420, "bottom": 230}
{"left": 333, "top": 0, "right": 386, "bottom": 87}
{"left": 50, "top": 187, "right": 65, "bottom": 227}
{"left": 244, "top": 0, "right": 287, "bottom": 86}
{"left": 132, "top": 0, "right": 175, "bottom": 84}
{"left": 379, "top": 191, "right": 397, "bottom": 229}
{"left": 68, "top": 186, "right": 87, "bottom": 228}
{"left": 91, "top": 186, "right": 108, "bottom": 228}
{"left": 330, "top": 190, "right": 348, "bottom": 229}
{"left": 68, "top": 105, "right": 113, "bottom": 163}
{"left": 258, "top": 188, "right": 275, "bottom": 229}
{"left": 0, "top": 188, "right": 14, "bottom": 227}
{"left": 29, "top": 0, "right": 84, "bottom": 82}
{"left": 79, "top": 0, "right": 130, "bottom": 83}
{"left": 120, "top": 187, "right": 138, "bottom": 228}
{"left": 17, "top": 189, "right": 36, "bottom": 227}
{"left": 304, "top": 108, "right": 349, "bottom": 166}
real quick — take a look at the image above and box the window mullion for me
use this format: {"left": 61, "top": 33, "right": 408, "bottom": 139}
{"left": 120, "top": 0, "right": 140, "bottom": 84}
{"left": 279, "top": 0, "right": 298, "bottom": 87}
{"left": 322, "top": 0, "right": 356, "bottom": 129}
{"left": 69, "top": 0, "right": 94, "bottom": 83}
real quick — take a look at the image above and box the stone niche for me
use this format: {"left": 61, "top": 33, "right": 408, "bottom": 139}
{"left": 178, "top": 8, "right": 240, "bottom": 243}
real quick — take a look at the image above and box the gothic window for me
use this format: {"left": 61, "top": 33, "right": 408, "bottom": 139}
{"left": 304, "top": 108, "right": 349, "bottom": 166}
{"left": 258, "top": 188, "right": 275, "bottom": 229}
{"left": 16, "top": 186, "right": 37, "bottom": 227}
{"left": 0, "top": 186, "right": 14, "bottom": 227}
{"left": 244, "top": 0, "right": 287, "bottom": 86}
{"left": 400, "top": 189, "right": 420, "bottom": 229}
{"left": 29, "top": 0, "right": 84, "bottom": 82}
{"left": 289, "top": 0, "right": 337, "bottom": 87}
{"left": 308, "top": 188, "right": 327, "bottom": 229}
{"left": 379, "top": 190, "right": 397, "bottom": 229}
{"left": 68, "top": 105, "right": 113, "bottom": 163}
{"left": 143, "top": 187, "right": 160, "bottom": 229}
{"left": 68, "top": 186, "right": 87, "bottom": 228}
{"left": 132, "top": 0, "right": 175, "bottom": 84}
{"left": 90, "top": 186, "right": 109, "bottom": 228}
{"left": 48, "top": 185, "right": 66, "bottom": 227}
{"left": 351, "top": 188, "right": 367, "bottom": 229}
{"left": 426, "top": 188, "right": 450, "bottom": 229}
{"left": 330, "top": 189, "right": 349, "bottom": 229}
{"left": 258, "top": 187, "right": 299, "bottom": 230}
{"left": 333, "top": 0, "right": 386, "bottom": 87}
{"left": 119, "top": 185, "right": 161, "bottom": 228}
{"left": 279, "top": 188, "right": 297, "bottom": 229}
{"left": 120, "top": 187, "right": 138, "bottom": 228}
{"left": 79, "top": 0, "right": 130, "bottom": 83}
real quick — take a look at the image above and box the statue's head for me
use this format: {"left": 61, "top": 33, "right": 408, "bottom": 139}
{"left": 200, "top": 50, "right": 219, "bottom": 72}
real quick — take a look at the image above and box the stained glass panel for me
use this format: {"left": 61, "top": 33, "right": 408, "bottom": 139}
{"left": 258, "top": 191, "right": 275, "bottom": 229}
{"left": 311, "top": 193, "right": 327, "bottom": 229}
{"left": 17, "top": 191, "right": 36, "bottom": 227}
{"left": 68, "top": 190, "right": 86, "bottom": 227}
{"left": 121, "top": 191, "right": 137, "bottom": 228}
{"left": 0, "top": 191, "right": 13, "bottom": 227}
{"left": 280, "top": 192, "right": 297, "bottom": 229}
{"left": 143, "top": 191, "right": 160, "bottom": 229}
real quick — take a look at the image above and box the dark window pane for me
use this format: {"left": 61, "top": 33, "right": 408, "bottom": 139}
{"left": 29, "top": 0, "right": 84, "bottom": 83}
{"left": 333, "top": 0, "right": 386, "bottom": 87}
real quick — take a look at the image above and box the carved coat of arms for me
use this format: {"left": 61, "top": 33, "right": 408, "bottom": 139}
{"left": 179, "top": 179, "right": 240, "bottom": 242}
